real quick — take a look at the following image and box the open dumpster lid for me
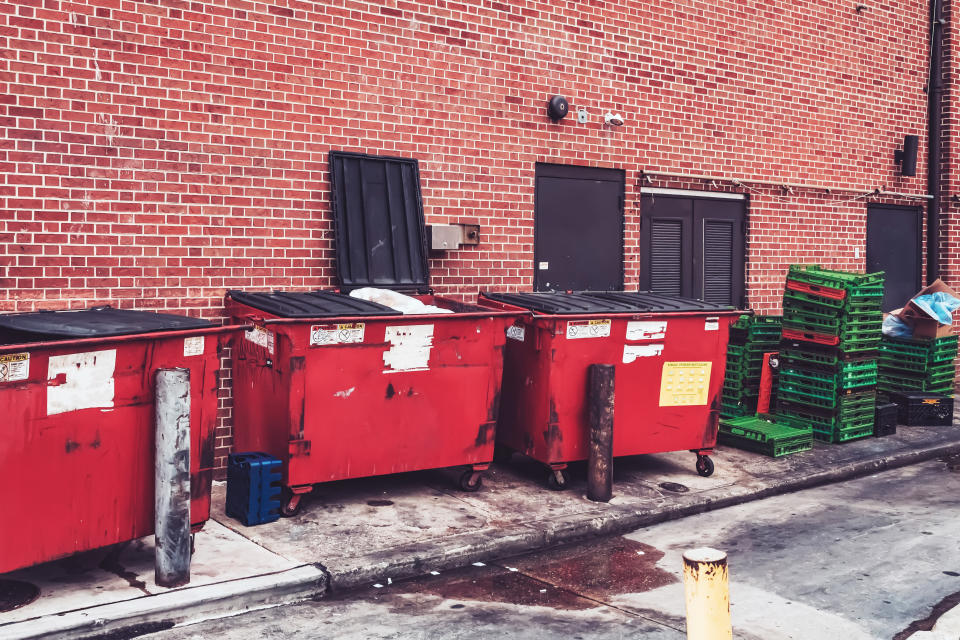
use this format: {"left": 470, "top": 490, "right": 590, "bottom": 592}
{"left": 481, "top": 291, "right": 735, "bottom": 314}
{"left": 0, "top": 306, "right": 213, "bottom": 340}
{"left": 584, "top": 291, "right": 735, "bottom": 312}
{"left": 328, "top": 151, "right": 430, "bottom": 292}
{"left": 227, "top": 290, "right": 401, "bottom": 318}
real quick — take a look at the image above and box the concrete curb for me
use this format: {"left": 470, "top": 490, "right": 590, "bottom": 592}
{"left": 325, "top": 438, "right": 960, "bottom": 592}
{"left": 3, "top": 439, "right": 957, "bottom": 639}
{"left": 0, "top": 565, "right": 328, "bottom": 640}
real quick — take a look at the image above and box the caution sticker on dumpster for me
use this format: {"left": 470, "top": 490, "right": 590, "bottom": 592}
{"left": 566, "top": 319, "right": 611, "bottom": 339}
{"left": 0, "top": 352, "right": 29, "bottom": 383}
{"left": 245, "top": 325, "right": 275, "bottom": 354}
{"left": 311, "top": 323, "right": 365, "bottom": 346}
{"left": 506, "top": 324, "right": 525, "bottom": 342}
{"left": 659, "top": 361, "right": 712, "bottom": 406}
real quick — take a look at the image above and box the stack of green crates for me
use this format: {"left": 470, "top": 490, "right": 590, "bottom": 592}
{"left": 721, "top": 315, "right": 782, "bottom": 418}
{"left": 718, "top": 415, "right": 813, "bottom": 457}
{"left": 775, "top": 265, "right": 883, "bottom": 443}
{"left": 878, "top": 334, "right": 958, "bottom": 400}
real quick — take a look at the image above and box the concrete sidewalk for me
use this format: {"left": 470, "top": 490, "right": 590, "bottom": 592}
{"left": 2, "top": 424, "right": 960, "bottom": 639}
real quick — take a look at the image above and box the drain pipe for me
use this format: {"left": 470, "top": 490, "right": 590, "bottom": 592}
{"left": 927, "top": 0, "right": 945, "bottom": 284}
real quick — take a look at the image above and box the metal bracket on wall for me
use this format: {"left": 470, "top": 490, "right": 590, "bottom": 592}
{"left": 427, "top": 223, "right": 481, "bottom": 250}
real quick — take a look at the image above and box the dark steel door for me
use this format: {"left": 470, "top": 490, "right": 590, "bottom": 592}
{"left": 866, "top": 204, "right": 922, "bottom": 312}
{"left": 534, "top": 163, "right": 624, "bottom": 291}
{"left": 640, "top": 193, "right": 746, "bottom": 306}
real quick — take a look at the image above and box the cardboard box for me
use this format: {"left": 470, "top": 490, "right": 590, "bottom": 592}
{"left": 896, "top": 279, "right": 960, "bottom": 339}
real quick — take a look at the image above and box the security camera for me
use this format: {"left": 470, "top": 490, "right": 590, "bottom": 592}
{"left": 604, "top": 112, "right": 624, "bottom": 126}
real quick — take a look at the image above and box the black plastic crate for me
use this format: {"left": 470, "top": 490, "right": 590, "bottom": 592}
{"left": 874, "top": 403, "right": 897, "bottom": 437}
{"left": 226, "top": 452, "right": 283, "bottom": 526}
{"left": 889, "top": 392, "right": 955, "bottom": 427}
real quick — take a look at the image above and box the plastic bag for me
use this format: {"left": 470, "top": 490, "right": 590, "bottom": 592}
{"left": 882, "top": 314, "right": 913, "bottom": 338}
{"left": 349, "top": 287, "right": 453, "bottom": 315}
{"left": 912, "top": 292, "right": 960, "bottom": 325}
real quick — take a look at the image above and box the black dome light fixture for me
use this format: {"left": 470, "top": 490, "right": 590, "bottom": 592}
{"left": 546, "top": 95, "right": 569, "bottom": 122}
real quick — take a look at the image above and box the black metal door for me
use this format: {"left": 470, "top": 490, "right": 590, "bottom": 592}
{"left": 534, "top": 163, "right": 624, "bottom": 291}
{"left": 640, "top": 193, "right": 746, "bottom": 306}
{"left": 866, "top": 204, "right": 922, "bottom": 312}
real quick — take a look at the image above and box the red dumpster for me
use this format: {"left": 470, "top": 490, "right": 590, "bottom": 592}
{"left": 0, "top": 307, "right": 230, "bottom": 574}
{"left": 226, "top": 151, "right": 519, "bottom": 516}
{"left": 478, "top": 291, "right": 741, "bottom": 489}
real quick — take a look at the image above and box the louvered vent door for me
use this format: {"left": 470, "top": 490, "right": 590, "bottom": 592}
{"left": 641, "top": 193, "right": 745, "bottom": 306}
{"left": 649, "top": 219, "right": 685, "bottom": 296}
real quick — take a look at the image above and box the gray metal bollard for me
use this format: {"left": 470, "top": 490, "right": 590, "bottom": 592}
{"left": 587, "top": 364, "right": 615, "bottom": 502}
{"left": 155, "top": 367, "right": 192, "bottom": 588}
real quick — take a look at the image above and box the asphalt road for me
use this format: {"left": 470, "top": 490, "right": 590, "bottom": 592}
{"left": 147, "top": 458, "right": 960, "bottom": 640}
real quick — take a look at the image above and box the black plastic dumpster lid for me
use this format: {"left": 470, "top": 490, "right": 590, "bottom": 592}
{"left": 584, "top": 291, "right": 735, "bottom": 312}
{"left": 481, "top": 291, "right": 735, "bottom": 314}
{"left": 0, "top": 306, "right": 213, "bottom": 340}
{"left": 227, "top": 290, "right": 401, "bottom": 318}
{"left": 480, "top": 292, "right": 651, "bottom": 314}
{"left": 328, "top": 151, "right": 430, "bottom": 292}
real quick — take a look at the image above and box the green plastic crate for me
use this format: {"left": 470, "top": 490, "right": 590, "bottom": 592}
{"left": 878, "top": 358, "right": 955, "bottom": 376}
{"left": 779, "top": 346, "right": 877, "bottom": 368}
{"left": 718, "top": 416, "right": 813, "bottom": 457}
{"left": 780, "top": 363, "right": 877, "bottom": 390}
{"left": 812, "top": 423, "right": 875, "bottom": 443}
{"left": 777, "top": 387, "right": 876, "bottom": 411}
{"left": 787, "top": 265, "right": 885, "bottom": 289}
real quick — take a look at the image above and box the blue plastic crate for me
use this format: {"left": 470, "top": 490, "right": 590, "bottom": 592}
{"left": 226, "top": 452, "right": 282, "bottom": 526}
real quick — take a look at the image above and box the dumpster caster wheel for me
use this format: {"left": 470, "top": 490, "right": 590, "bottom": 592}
{"left": 546, "top": 469, "right": 570, "bottom": 491}
{"left": 281, "top": 490, "right": 303, "bottom": 518}
{"left": 695, "top": 455, "right": 715, "bottom": 478}
{"left": 458, "top": 470, "right": 483, "bottom": 492}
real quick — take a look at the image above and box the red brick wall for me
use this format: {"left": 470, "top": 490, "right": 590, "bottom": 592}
{"left": 0, "top": 0, "right": 936, "bottom": 470}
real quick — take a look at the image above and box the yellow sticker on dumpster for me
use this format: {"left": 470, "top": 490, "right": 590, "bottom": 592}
{"left": 0, "top": 352, "right": 29, "bottom": 383}
{"left": 659, "top": 361, "right": 712, "bottom": 406}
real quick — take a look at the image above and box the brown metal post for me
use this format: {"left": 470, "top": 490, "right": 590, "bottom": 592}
{"left": 587, "top": 364, "right": 615, "bottom": 502}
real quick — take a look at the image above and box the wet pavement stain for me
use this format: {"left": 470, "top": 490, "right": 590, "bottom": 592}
{"left": 347, "top": 537, "right": 678, "bottom": 614}
{"left": 357, "top": 565, "right": 595, "bottom": 611}
{"left": 658, "top": 482, "right": 689, "bottom": 493}
{"left": 367, "top": 500, "right": 394, "bottom": 507}
{"left": 512, "top": 538, "right": 678, "bottom": 599}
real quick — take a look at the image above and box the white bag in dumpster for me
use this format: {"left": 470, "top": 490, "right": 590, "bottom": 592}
{"left": 349, "top": 288, "right": 453, "bottom": 315}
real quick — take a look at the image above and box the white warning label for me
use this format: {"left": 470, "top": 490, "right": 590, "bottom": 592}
{"left": 311, "top": 322, "right": 365, "bottom": 346}
{"left": 0, "top": 352, "right": 29, "bottom": 382}
{"left": 622, "top": 344, "right": 664, "bottom": 363}
{"left": 506, "top": 324, "right": 525, "bottom": 342}
{"left": 626, "top": 320, "right": 667, "bottom": 340}
{"left": 183, "top": 336, "right": 205, "bottom": 356}
{"left": 566, "top": 319, "right": 612, "bottom": 339}
{"left": 704, "top": 316, "right": 719, "bottom": 331}
{"left": 245, "top": 325, "right": 275, "bottom": 355}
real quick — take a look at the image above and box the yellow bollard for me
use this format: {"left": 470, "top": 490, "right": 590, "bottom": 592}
{"left": 682, "top": 547, "right": 732, "bottom": 640}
